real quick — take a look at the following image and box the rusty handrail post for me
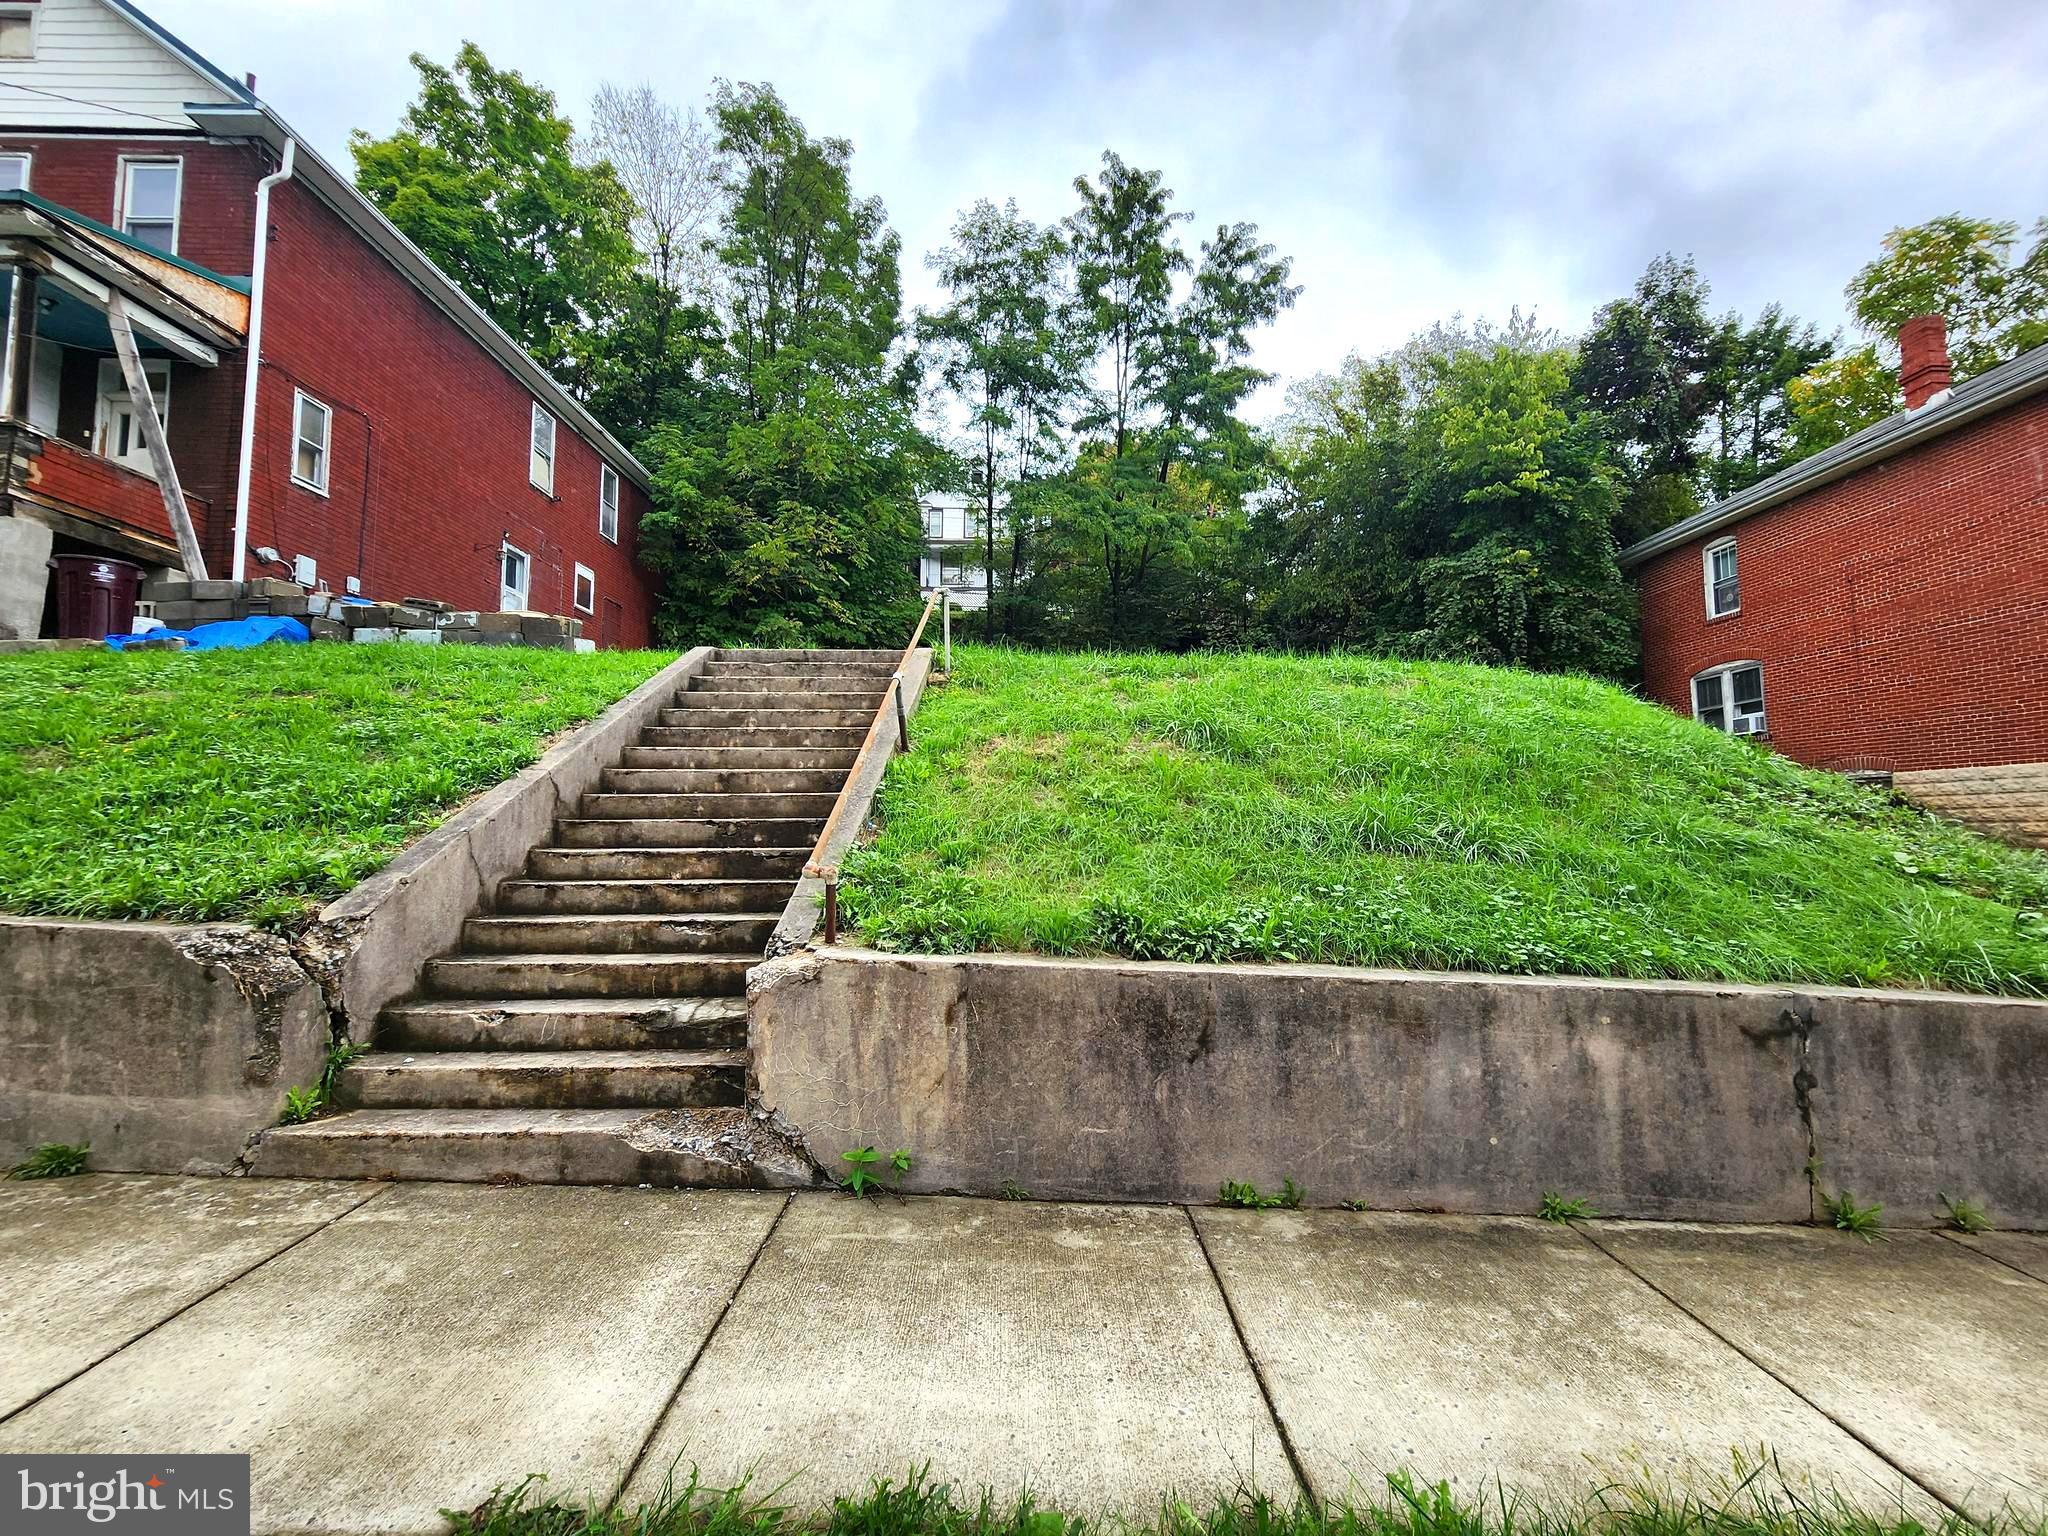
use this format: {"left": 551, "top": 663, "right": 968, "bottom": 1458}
{"left": 823, "top": 873, "right": 839, "bottom": 945}
{"left": 941, "top": 589, "right": 951, "bottom": 674}
{"left": 892, "top": 672, "right": 909, "bottom": 751}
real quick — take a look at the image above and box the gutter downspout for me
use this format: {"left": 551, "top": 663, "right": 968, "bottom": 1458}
{"left": 230, "top": 136, "right": 295, "bottom": 583}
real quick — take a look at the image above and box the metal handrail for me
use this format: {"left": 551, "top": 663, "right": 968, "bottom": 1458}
{"left": 802, "top": 590, "right": 946, "bottom": 944}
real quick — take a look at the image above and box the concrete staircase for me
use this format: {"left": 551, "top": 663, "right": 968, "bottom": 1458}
{"left": 253, "top": 650, "right": 897, "bottom": 1186}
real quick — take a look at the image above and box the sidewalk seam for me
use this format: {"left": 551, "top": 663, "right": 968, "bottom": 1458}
{"left": 0, "top": 1179, "right": 392, "bottom": 1428}
{"left": 1568, "top": 1222, "right": 1959, "bottom": 1517}
{"left": 610, "top": 1189, "right": 794, "bottom": 1508}
{"left": 1183, "top": 1206, "right": 1316, "bottom": 1506}
{"left": 1931, "top": 1227, "right": 2048, "bottom": 1286}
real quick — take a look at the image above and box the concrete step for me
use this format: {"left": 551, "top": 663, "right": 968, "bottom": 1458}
{"left": 638, "top": 725, "right": 869, "bottom": 749}
{"left": 620, "top": 744, "right": 853, "bottom": 775}
{"left": 552, "top": 817, "right": 824, "bottom": 849}
{"left": 580, "top": 792, "right": 841, "bottom": 820}
{"left": 687, "top": 675, "right": 890, "bottom": 695}
{"left": 526, "top": 846, "right": 807, "bottom": 881}
{"left": 703, "top": 658, "right": 899, "bottom": 677}
{"left": 601, "top": 767, "right": 844, "bottom": 795}
{"left": 380, "top": 995, "right": 749, "bottom": 1051}
{"left": 249, "top": 1106, "right": 817, "bottom": 1187}
{"left": 674, "top": 688, "right": 883, "bottom": 713}
{"left": 336, "top": 1049, "right": 747, "bottom": 1110}
{"left": 655, "top": 707, "right": 876, "bottom": 730}
{"left": 495, "top": 878, "right": 795, "bottom": 915}
{"left": 462, "top": 913, "right": 777, "bottom": 953}
{"left": 423, "top": 951, "right": 756, "bottom": 999}
{"left": 713, "top": 648, "right": 899, "bottom": 663}
{"left": 613, "top": 746, "right": 859, "bottom": 771}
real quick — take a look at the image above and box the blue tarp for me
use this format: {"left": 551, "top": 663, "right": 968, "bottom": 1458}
{"left": 105, "top": 616, "right": 310, "bottom": 651}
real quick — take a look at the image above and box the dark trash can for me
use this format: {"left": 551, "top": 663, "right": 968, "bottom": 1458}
{"left": 49, "top": 554, "right": 145, "bottom": 640}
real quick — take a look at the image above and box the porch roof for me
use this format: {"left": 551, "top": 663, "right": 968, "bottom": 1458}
{"left": 0, "top": 191, "right": 248, "bottom": 365}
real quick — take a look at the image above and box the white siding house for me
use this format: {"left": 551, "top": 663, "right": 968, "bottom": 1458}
{"left": 0, "top": 0, "right": 245, "bottom": 133}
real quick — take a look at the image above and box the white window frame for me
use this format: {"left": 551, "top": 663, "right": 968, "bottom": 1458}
{"left": 598, "top": 463, "right": 619, "bottom": 543}
{"left": 1691, "top": 660, "right": 1767, "bottom": 737}
{"left": 0, "top": 150, "right": 31, "bottom": 192}
{"left": 0, "top": 8, "right": 38, "bottom": 62}
{"left": 499, "top": 541, "right": 530, "bottom": 611}
{"left": 115, "top": 156, "right": 183, "bottom": 254}
{"left": 1703, "top": 536, "right": 1740, "bottom": 619}
{"left": 290, "top": 389, "right": 332, "bottom": 496}
{"left": 572, "top": 562, "right": 596, "bottom": 615}
{"left": 529, "top": 402, "right": 556, "bottom": 495}
{"left": 93, "top": 357, "right": 170, "bottom": 474}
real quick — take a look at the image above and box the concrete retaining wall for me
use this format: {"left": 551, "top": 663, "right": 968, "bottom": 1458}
{"left": 749, "top": 949, "right": 2048, "bottom": 1227}
{"left": 1895, "top": 762, "right": 2048, "bottom": 849}
{"left": 301, "top": 646, "right": 712, "bottom": 1040}
{"left": 0, "top": 919, "right": 328, "bottom": 1173}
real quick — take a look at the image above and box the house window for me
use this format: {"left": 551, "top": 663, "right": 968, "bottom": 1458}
{"left": 572, "top": 563, "right": 595, "bottom": 615}
{"left": 1703, "top": 537, "right": 1739, "bottom": 618}
{"left": 500, "top": 542, "right": 530, "bottom": 611}
{"left": 598, "top": 463, "right": 619, "bottom": 543}
{"left": 116, "top": 158, "right": 182, "bottom": 254}
{"left": 0, "top": 10, "right": 34, "bottom": 60}
{"left": 1692, "top": 662, "right": 1767, "bottom": 737}
{"left": 291, "top": 391, "right": 332, "bottom": 495}
{"left": 94, "top": 357, "right": 170, "bottom": 474}
{"left": 0, "top": 152, "right": 30, "bottom": 191}
{"left": 529, "top": 403, "right": 555, "bottom": 494}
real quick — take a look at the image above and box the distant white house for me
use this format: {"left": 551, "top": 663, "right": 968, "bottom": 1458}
{"left": 917, "top": 492, "right": 1006, "bottom": 612}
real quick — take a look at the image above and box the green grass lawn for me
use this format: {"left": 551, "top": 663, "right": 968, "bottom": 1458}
{"left": 0, "top": 644, "right": 673, "bottom": 924}
{"left": 843, "top": 648, "right": 2048, "bottom": 995}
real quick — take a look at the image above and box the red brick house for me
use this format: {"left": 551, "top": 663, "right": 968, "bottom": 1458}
{"left": 1623, "top": 318, "right": 2048, "bottom": 844}
{"left": 0, "top": 0, "right": 660, "bottom": 646}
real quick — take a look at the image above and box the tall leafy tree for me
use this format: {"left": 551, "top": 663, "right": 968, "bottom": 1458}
{"left": 351, "top": 44, "right": 637, "bottom": 379}
{"left": 637, "top": 83, "right": 937, "bottom": 646}
{"left": 1703, "top": 305, "right": 1833, "bottom": 498}
{"left": 917, "top": 199, "right": 1075, "bottom": 634}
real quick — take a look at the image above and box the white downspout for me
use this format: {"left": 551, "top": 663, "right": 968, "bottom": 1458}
{"left": 230, "top": 136, "right": 295, "bottom": 582}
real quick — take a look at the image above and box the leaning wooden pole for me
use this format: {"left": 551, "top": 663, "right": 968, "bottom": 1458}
{"left": 105, "top": 293, "right": 207, "bottom": 579}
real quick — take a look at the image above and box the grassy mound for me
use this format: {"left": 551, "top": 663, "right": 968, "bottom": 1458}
{"left": 843, "top": 648, "right": 2048, "bottom": 994}
{"left": 0, "top": 644, "right": 672, "bottom": 923}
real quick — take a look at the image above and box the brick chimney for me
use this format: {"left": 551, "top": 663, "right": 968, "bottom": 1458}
{"left": 1899, "top": 313, "right": 1953, "bottom": 410}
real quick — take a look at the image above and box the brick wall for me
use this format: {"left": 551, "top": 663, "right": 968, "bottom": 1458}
{"left": 0, "top": 135, "right": 264, "bottom": 276}
{"left": 240, "top": 179, "right": 657, "bottom": 646}
{"left": 3, "top": 133, "right": 660, "bottom": 646}
{"left": 1634, "top": 392, "right": 2048, "bottom": 773}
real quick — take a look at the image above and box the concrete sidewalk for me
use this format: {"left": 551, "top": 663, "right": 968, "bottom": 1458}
{"left": 1, "top": 1178, "right": 2043, "bottom": 1534}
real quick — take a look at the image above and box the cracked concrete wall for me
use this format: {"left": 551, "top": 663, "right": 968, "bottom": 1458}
{"left": 750, "top": 950, "right": 2048, "bottom": 1226}
{"left": 0, "top": 917, "right": 329, "bottom": 1173}
{"left": 304, "top": 647, "right": 714, "bottom": 1042}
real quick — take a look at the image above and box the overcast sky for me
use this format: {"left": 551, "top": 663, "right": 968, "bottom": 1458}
{"left": 153, "top": 0, "right": 2047, "bottom": 415}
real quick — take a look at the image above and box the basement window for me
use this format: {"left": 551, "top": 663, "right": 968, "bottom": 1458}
{"left": 573, "top": 562, "right": 595, "bottom": 615}
{"left": 1703, "top": 537, "right": 1739, "bottom": 618}
{"left": 1692, "top": 661, "right": 1766, "bottom": 737}
{"left": 291, "top": 390, "right": 332, "bottom": 495}
{"left": 529, "top": 403, "right": 555, "bottom": 495}
{"left": 599, "top": 463, "right": 619, "bottom": 543}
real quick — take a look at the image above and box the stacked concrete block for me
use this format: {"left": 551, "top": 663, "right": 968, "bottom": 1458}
{"left": 136, "top": 579, "right": 600, "bottom": 653}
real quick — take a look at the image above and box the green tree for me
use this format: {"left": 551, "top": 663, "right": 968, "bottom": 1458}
{"left": 1703, "top": 305, "right": 1834, "bottom": 498}
{"left": 1785, "top": 346, "right": 1900, "bottom": 460}
{"left": 350, "top": 43, "right": 637, "bottom": 379}
{"left": 917, "top": 199, "right": 1075, "bottom": 636}
{"left": 636, "top": 83, "right": 937, "bottom": 646}
{"left": 1847, "top": 213, "right": 2048, "bottom": 378}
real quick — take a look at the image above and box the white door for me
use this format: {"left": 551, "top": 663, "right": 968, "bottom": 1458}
{"left": 94, "top": 358, "right": 170, "bottom": 474}
{"left": 499, "top": 543, "right": 530, "bottom": 611}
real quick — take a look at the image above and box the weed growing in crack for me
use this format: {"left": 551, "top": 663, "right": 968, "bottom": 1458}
{"left": 1539, "top": 1191, "right": 1597, "bottom": 1222}
{"left": 1823, "top": 1190, "right": 1887, "bottom": 1242}
{"left": 1340, "top": 1199, "right": 1370, "bottom": 1211}
{"left": 8, "top": 1142, "right": 88, "bottom": 1179}
{"left": 998, "top": 1179, "right": 1032, "bottom": 1201}
{"left": 278, "top": 1087, "right": 325, "bottom": 1126}
{"left": 277, "top": 1040, "right": 368, "bottom": 1128}
{"left": 1939, "top": 1192, "right": 1992, "bottom": 1234}
{"left": 841, "top": 1146, "right": 914, "bottom": 1199}
{"left": 1218, "top": 1179, "right": 1305, "bottom": 1210}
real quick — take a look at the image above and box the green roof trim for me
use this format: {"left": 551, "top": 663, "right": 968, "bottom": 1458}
{"left": 0, "top": 188, "right": 252, "bottom": 294}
